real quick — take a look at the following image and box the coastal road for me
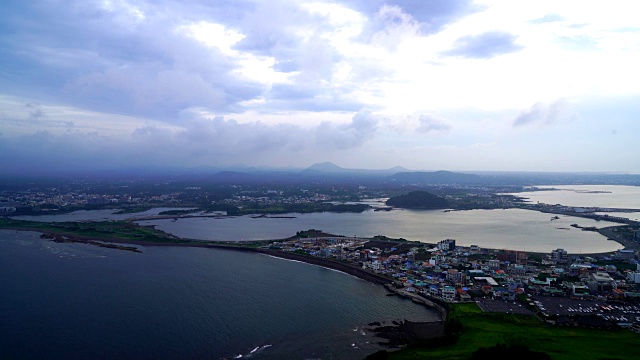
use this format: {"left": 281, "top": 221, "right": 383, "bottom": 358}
{"left": 598, "top": 226, "right": 639, "bottom": 251}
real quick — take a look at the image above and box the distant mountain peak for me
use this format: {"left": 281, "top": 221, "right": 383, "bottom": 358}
{"left": 306, "top": 162, "right": 345, "bottom": 172}
{"left": 388, "top": 166, "right": 410, "bottom": 172}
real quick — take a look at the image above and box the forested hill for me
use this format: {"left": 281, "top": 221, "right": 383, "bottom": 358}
{"left": 385, "top": 191, "right": 449, "bottom": 209}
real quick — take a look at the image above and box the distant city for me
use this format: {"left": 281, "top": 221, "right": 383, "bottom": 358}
{"left": 2, "top": 166, "right": 640, "bottom": 359}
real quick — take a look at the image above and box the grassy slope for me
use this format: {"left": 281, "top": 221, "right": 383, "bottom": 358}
{"left": 0, "top": 218, "right": 280, "bottom": 250}
{"left": 0, "top": 217, "right": 184, "bottom": 243}
{"left": 391, "top": 303, "right": 638, "bottom": 360}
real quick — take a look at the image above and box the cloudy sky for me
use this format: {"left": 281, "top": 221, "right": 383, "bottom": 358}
{"left": 1, "top": 0, "right": 639, "bottom": 174}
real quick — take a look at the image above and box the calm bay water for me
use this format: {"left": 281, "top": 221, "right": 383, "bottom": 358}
{"left": 513, "top": 185, "right": 640, "bottom": 209}
{"left": 13, "top": 206, "right": 624, "bottom": 253}
{"left": 140, "top": 209, "right": 622, "bottom": 253}
{"left": 12, "top": 207, "right": 196, "bottom": 222}
{"left": 0, "top": 230, "right": 437, "bottom": 360}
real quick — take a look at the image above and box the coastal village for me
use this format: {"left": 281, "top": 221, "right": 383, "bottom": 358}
{"left": 265, "top": 231, "right": 640, "bottom": 333}
{"left": 3, "top": 180, "right": 640, "bottom": 345}
{"left": 4, "top": 183, "right": 640, "bottom": 326}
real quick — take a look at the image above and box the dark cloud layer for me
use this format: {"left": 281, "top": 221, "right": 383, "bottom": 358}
{"left": 0, "top": 110, "right": 379, "bottom": 174}
{"left": 1, "top": 1, "right": 263, "bottom": 119}
{"left": 0, "top": 0, "right": 483, "bottom": 173}
{"left": 0, "top": 0, "right": 478, "bottom": 121}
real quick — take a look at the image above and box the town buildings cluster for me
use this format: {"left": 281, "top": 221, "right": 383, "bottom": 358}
{"left": 268, "top": 235, "right": 640, "bottom": 329}
{"left": 0, "top": 185, "right": 353, "bottom": 214}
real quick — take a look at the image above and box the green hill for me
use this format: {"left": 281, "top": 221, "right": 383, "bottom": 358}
{"left": 386, "top": 191, "right": 449, "bottom": 209}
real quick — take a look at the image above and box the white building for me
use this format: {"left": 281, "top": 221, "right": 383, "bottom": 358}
{"left": 617, "top": 249, "right": 635, "bottom": 261}
{"left": 446, "top": 269, "right": 466, "bottom": 284}
{"left": 488, "top": 259, "right": 500, "bottom": 270}
{"left": 442, "top": 286, "right": 456, "bottom": 301}
{"left": 627, "top": 272, "right": 640, "bottom": 284}
{"left": 437, "top": 239, "right": 456, "bottom": 251}
{"left": 368, "top": 260, "right": 381, "bottom": 271}
{"left": 551, "top": 248, "right": 568, "bottom": 263}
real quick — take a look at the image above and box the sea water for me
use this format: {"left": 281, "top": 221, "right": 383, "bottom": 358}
{"left": 0, "top": 230, "right": 438, "bottom": 360}
{"left": 512, "top": 185, "right": 640, "bottom": 209}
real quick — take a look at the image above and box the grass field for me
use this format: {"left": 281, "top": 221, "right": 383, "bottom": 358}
{"left": 0, "top": 217, "right": 185, "bottom": 243}
{"left": 0, "top": 218, "right": 279, "bottom": 251}
{"left": 390, "top": 303, "right": 639, "bottom": 360}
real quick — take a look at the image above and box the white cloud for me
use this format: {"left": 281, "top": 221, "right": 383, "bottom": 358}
{"left": 371, "top": 5, "right": 422, "bottom": 51}
{"left": 1, "top": 0, "right": 640, "bottom": 172}
{"left": 443, "top": 31, "right": 522, "bottom": 58}
{"left": 512, "top": 99, "right": 576, "bottom": 127}
{"left": 100, "top": 0, "right": 146, "bottom": 22}
{"left": 179, "top": 22, "right": 246, "bottom": 56}
{"left": 417, "top": 114, "right": 452, "bottom": 133}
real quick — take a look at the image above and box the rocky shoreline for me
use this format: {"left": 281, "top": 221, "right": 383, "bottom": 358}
{"left": 257, "top": 248, "right": 392, "bottom": 285}
{"left": 252, "top": 248, "right": 449, "bottom": 347}
{"left": 366, "top": 319, "right": 446, "bottom": 347}
{"left": 39, "top": 232, "right": 142, "bottom": 252}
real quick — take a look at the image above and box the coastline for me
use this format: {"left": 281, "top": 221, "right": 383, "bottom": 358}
{"left": 1, "top": 225, "right": 451, "bottom": 312}
{"left": 5, "top": 203, "right": 637, "bottom": 254}
{"left": 1, "top": 227, "right": 448, "bottom": 355}
{"left": 252, "top": 248, "right": 449, "bottom": 348}
{"left": 1, "top": 229, "right": 449, "bottom": 359}
{"left": 2, "top": 213, "right": 636, "bottom": 357}
{"left": 1, "top": 214, "right": 633, "bottom": 257}
{"left": 255, "top": 249, "right": 450, "bottom": 317}
{"left": 4, "top": 221, "right": 632, "bottom": 257}
{"left": 597, "top": 225, "right": 639, "bottom": 253}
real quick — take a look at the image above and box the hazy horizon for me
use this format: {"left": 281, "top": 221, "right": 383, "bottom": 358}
{"left": 2, "top": 1, "right": 639, "bottom": 174}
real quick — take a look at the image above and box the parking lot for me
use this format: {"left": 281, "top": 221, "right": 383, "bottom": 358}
{"left": 531, "top": 296, "right": 640, "bottom": 323}
{"left": 475, "top": 298, "right": 534, "bottom": 315}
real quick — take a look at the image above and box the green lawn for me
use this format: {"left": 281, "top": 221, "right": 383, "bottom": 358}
{"left": 390, "top": 303, "right": 639, "bottom": 360}
{"left": 0, "top": 217, "right": 185, "bottom": 243}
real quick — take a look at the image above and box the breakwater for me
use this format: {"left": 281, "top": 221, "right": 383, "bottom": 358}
{"left": 384, "top": 284, "right": 449, "bottom": 320}
{"left": 535, "top": 208, "right": 639, "bottom": 226}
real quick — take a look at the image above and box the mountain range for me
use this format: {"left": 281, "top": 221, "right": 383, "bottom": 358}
{"left": 5, "top": 161, "right": 640, "bottom": 186}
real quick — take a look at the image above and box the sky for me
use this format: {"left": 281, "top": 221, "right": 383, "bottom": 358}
{"left": 1, "top": 0, "right": 639, "bottom": 174}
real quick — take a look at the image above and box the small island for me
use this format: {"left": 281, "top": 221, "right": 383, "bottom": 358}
{"left": 386, "top": 191, "right": 449, "bottom": 209}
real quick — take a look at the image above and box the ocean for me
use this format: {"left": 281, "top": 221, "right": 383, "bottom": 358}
{"left": 0, "top": 230, "right": 438, "bottom": 360}
{"left": 512, "top": 185, "right": 640, "bottom": 209}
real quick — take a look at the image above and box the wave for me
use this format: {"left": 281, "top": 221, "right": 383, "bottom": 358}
{"left": 42, "top": 243, "right": 108, "bottom": 259}
{"left": 231, "top": 344, "right": 272, "bottom": 359}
